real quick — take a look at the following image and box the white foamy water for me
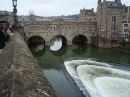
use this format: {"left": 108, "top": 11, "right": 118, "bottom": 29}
{"left": 50, "top": 36, "right": 62, "bottom": 51}
{"left": 64, "top": 59, "right": 130, "bottom": 97}
{"left": 95, "top": 77, "right": 130, "bottom": 97}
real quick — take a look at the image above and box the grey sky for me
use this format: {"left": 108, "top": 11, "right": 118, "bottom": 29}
{"left": 0, "top": 0, "right": 130, "bottom": 16}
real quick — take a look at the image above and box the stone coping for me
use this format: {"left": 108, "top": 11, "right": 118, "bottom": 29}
{"left": 0, "top": 31, "right": 58, "bottom": 97}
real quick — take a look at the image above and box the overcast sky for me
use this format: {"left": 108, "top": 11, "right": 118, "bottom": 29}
{"left": 0, "top": 0, "right": 130, "bottom": 16}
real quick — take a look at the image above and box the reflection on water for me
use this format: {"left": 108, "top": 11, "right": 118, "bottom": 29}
{"left": 29, "top": 45, "right": 130, "bottom": 97}
{"left": 51, "top": 46, "right": 67, "bottom": 56}
{"left": 43, "top": 69, "right": 77, "bottom": 97}
{"left": 72, "top": 44, "right": 87, "bottom": 55}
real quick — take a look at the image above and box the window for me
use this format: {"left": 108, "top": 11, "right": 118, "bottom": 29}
{"left": 111, "top": 25, "right": 117, "bottom": 30}
{"left": 124, "top": 29, "right": 128, "bottom": 32}
{"left": 113, "top": 25, "right": 117, "bottom": 30}
{"left": 111, "top": 32, "right": 118, "bottom": 37}
{"left": 124, "top": 24, "right": 128, "bottom": 27}
{"left": 122, "top": 34, "right": 129, "bottom": 37}
{"left": 125, "top": 34, "right": 128, "bottom": 37}
{"left": 112, "top": 16, "right": 116, "bottom": 22}
{"left": 123, "top": 15, "right": 125, "bottom": 19}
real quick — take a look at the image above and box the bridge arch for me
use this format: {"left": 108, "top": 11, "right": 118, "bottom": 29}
{"left": 111, "top": 39, "right": 117, "bottom": 43}
{"left": 27, "top": 35, "right": 45, "bottom": 46}
{"left": 25, "top": 31, "right": 91, "bottom": 46}
{"left": 71, "top": 33, "right": 91, "bottom": 45}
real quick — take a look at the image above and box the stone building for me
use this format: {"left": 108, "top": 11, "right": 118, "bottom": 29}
{"left": 96, "top": 0, "right": 130, "bottom": 44}
{"left": 97, "top": 0, "right": 124, "bottom": 43}
{"left": 79, "top": 8, "right": 96, "bottom": 21}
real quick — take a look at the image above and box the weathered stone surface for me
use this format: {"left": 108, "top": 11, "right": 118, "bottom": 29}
{"left": 0, "top": 31, "right": 58, "bottom": 97}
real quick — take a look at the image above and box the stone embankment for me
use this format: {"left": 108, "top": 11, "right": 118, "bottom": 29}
{"left": 0, "top": 32, "right": 58, "bottom": 97}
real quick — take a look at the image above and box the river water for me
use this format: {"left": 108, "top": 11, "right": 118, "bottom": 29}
{"left": 29, "top": 45, "right": 130, "bottom": 97}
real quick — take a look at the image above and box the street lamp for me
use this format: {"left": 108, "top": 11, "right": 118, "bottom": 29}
{"left": 12, "top": 0, "right": 18, "bottom": 29}
{"left": 12, "top": 0, "right": 17, "bottom": 7}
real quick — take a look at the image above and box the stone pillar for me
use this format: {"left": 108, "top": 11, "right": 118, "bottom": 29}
{"left": 87, "top": 39, "right": 91, "bottom": 44}
{"left": 45, "top": 41, "right": 50, "bottom": 46}
{"left": 67, "top": 40, "right": 72, "bottom": 45}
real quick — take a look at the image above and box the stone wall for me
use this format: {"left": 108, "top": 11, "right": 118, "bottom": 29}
{"left": 91, "top": 37, "right": 112, "bottom": 48}
{"left": 0, "top": 31, "right": 57, "bottom": 97}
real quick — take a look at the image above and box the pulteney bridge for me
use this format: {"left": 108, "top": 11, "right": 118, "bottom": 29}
{"left": 23, "top": 19, "right": 97, "bottom": 46}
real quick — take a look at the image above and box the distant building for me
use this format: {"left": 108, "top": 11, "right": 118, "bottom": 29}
{"left": 79, "top": 8, "right": 96, "bottom": 21}
{"left": 0, "top": 10, "right": 13, "bottom": 28}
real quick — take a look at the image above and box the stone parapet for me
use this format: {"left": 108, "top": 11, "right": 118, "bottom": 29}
{"left": 0, "top": 31, "right": 58, "bottom": 97}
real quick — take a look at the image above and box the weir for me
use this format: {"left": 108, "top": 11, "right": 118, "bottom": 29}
{"left": 63, "top": 58, "right": 130, "bottom": 97}
{"left": 0, "top": 31, "right": 57, "bottom": 97}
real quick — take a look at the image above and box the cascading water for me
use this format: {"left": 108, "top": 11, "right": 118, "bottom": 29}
{"left": 64, "top": 59, "right": 130, "bottom": 97}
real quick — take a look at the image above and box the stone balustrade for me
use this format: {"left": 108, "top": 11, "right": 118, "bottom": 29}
{"left": 0, "top": 31, "right": 57, "bottom": 97}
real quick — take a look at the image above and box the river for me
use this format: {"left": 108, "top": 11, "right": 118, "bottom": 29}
{"left": 29, "top": 45, "right": 130, "bottom": 97}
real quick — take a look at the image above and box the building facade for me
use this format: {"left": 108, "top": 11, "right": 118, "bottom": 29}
{"left": 0, "top": 10, "right": 13, "bottom": 28}
{"left": 122, "top": 23, "right": 130, "bottom": 38}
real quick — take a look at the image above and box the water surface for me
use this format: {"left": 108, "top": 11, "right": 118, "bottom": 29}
{"left": 30, "top": 45, "right": 130, "bottom": 97}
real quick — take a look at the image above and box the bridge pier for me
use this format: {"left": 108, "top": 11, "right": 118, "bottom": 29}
{"left": 87, "top": 39, "right": 91, "bottom": 44}
{"left": 45, "top": 41, "right": 50, "bottom": 46}
{"left": 67, "top": 40, "right": 72, "bottom": 45}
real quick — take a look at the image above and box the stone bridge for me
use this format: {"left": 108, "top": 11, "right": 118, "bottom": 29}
{"left": 23, "top": 19, "right": 97, "bottom": 46}
{"left": 0, "top": 31, "right": 57, "bottom": 97}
